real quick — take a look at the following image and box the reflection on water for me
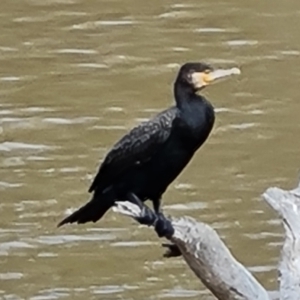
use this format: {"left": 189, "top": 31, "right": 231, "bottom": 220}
{"left": 1, "top": 0, "right": 300, "bottom": 298}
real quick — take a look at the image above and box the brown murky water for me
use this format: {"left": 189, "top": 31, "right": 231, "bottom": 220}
{"left": 1, "top": 0, "right": 300, "bottom": 298}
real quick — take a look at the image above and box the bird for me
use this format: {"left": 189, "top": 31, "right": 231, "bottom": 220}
{"left": 58, "top": 62, "right": 240, "bottom": 227}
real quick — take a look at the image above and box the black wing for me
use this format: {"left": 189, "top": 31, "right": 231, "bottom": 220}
{"left": 88, "top": 107, "right": 177, "bottom": 193}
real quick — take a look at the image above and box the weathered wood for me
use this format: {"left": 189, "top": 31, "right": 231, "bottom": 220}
{"left": 113, "top": 202, "right": 270, "bottom": 300}
{"left": 263, "top": 180, "right": 300, "bottom": 300}
{"left": 113, "top": 178, "right": 300, "bottom": 300}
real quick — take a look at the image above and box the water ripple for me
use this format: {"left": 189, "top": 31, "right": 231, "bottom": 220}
{"left": 43, "top": 117, "right": 98, "bottom": 125}
{"left": 70, "top": 20, "right": 137, "bottom": 30}
{"left": 52, "top": 49, "right": 98, "bottom": 55}
{"left": 91, "top": 284, "right": 138, "bottom": 295}
{"left": 25, "top": 234, "right": 116, "bottom": 246}
{"left": 0, "top": 241, "right": 34, "bottom": 255}
{"left": 0, "top": 181, "right": 23, "bottom": 189}
{"left": 225, "top": 40, "right": 258, "bottom": 46}
{"left": 0, "top": 76, "right": 21, "bottom": 82}
{"left": 194, "top": 27, "right": 229, "bottom": 33}
{"left": 111, "top": 241, "right": 155, "bottom": 247}
{"left": 0, "top": 142, "right": 57, "bottom": 152}
{"left": 0, "top": 272, "right": 23, "bottom": 280}
{"left": 74, "top": 63, "right": 108, "bottom": 69}
{"left": 158, "top": 288, "right": 202, "bottom": 298}
{"left": 165, "top": 202, "right": 207, "bottom": 211}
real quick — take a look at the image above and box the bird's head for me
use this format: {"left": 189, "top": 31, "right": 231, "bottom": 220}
{"left": 175, "top": 62, "right": 241, "bottom": 92}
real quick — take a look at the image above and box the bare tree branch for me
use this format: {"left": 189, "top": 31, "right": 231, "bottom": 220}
{"left": 113, "top": 177, "right": 300, "bottom": 300}
{"left": 113, "top": 202, "right": 270, "bottom": 300}
{"left": 263, "top": 180, "right": 300, "bottom": 300}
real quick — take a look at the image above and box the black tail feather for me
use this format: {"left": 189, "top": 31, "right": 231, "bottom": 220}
{"left": 57, "top": 191, "right": 115, "bottom": 227}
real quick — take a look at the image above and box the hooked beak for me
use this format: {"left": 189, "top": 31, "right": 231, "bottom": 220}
{"left": 191, "top": 67, "right": 241, "bottom": 89}
{"left": 203, "top": 67, "right": 241, "bottom": 84}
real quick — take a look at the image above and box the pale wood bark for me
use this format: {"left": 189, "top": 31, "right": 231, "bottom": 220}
{"left": 263, "top": 179, "right": 300, "bottom": 300}
{"left": 113, "top": 178, "right": 300, "bottom": 300}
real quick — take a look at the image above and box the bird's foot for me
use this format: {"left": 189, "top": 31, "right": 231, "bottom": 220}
{"left": 126, "top": 193, "right": 174, "bottom": 237}
{"left": 154, "top": 212, "right": 174, "bottom": 239}
{"left": 127, "top": 193, "right": 157, "bottom": 226}
{"left": 135, "top": 204, "right": 157, "bottom": 226}
{"left": 162, "top": 243, "right": 182, "bottom": 258}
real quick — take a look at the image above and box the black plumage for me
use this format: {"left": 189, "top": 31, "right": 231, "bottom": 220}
{"left": 58, "top": 62, "right": 239, "bottom": 227}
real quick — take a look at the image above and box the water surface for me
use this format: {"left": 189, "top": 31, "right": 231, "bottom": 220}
{"left": 1, "top": 0, "right": 300, "bottom": 298}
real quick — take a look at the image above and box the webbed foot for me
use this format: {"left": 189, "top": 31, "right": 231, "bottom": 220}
{"left": 127, "top": 193, "right": 156, "bottom": 226}
{"left": 154, "top": 212, "right": 174, "bottom": 238}
{"left": 162, "top": 243, "right": 182, "bottom": 257}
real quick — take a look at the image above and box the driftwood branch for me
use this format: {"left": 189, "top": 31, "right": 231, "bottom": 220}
{"left": 113, "top": 178, "right": 300, "bottom": 300}
{"left": 263, "top": 180, "right": 300, "bottom": 300}
{"left": 113, "top": 202, "right": 269, "bottom": 300}
{"left": 163, "top": 216, "right": 270, "bottom": 300}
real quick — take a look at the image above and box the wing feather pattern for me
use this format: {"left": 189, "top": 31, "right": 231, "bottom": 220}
{"left": 88, "top": 108, "right": 176, "bottom": 193}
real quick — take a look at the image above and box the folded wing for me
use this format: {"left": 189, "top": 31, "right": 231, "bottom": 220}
{"left": 89, "top": 108, "right": 176, "bottom": 193}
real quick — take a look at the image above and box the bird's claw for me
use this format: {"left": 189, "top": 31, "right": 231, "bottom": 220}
{"left": 126, "top": 193, "right": 175, "bottom": 238}
{"left": 162, "top": 243, "right": 182, "bottom": 257}
{"left": 154, "top": 212, "right": 174, "bottom": 238}
{"left": 135, "top": 205, "right": 157, "bottom": 226}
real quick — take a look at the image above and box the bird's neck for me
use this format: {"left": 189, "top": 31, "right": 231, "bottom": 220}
{"left": 174, "top": 82, "right": 202, "bottom": 109}
{"left": 173, "top": 82, "right": 215, "bottom": 137}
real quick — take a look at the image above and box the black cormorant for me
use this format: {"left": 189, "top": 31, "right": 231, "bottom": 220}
{"left": 58, "top": 62, "right": 240, "bottom": 227}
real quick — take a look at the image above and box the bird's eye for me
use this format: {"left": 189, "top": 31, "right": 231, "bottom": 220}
{"left": 186, "top": 72, "right": 193, "bottom": 81}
